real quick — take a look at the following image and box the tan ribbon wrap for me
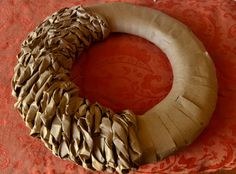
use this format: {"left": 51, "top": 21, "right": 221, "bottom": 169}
{"left": 12, "top": 2, "right": 218, "bottom": 174}
{"left": 87, "top": 2, "right": 217, "bottom": 163}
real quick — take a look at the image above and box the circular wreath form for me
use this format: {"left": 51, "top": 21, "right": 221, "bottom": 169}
{"left": 12, "top": 2, "right": 217, "bottom": 174}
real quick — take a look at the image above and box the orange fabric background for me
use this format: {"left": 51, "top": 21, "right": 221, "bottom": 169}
{"left": 1, "top": 0, "right": 236, "bottom": 174}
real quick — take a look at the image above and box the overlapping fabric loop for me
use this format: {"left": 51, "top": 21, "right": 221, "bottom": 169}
{"left": 12, "top": 5, "right": 142, "bottom": 173}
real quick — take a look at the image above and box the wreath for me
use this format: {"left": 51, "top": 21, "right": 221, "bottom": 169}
{"left": 12, "top": 2, "right": 217, "bottom": 173}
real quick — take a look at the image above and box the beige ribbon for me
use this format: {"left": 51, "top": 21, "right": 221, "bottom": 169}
{"left": 87, "top": 2, "right": 217, "bottom": 163}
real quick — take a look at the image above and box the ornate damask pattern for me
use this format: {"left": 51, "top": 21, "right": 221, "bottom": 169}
{"left": 0, "top": 0, "right": 236, "bottom": 174}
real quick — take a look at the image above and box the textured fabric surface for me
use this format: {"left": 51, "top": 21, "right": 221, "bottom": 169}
{"left": 0, "top": 0, "right": 236, "bottom": 174}
{"left": 11, "top": 5, "right": 142, "bottom": 173}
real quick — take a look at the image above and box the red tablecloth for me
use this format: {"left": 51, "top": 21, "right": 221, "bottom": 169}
{"left": 1, "top": 0, "right": 236, "bottom": 174}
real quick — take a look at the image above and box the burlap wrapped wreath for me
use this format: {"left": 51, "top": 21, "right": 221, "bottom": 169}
{"left": 12, "top": 2, "right": 217, "bottom": 174}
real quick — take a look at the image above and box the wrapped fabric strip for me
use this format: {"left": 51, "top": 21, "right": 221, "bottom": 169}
{"left": 87, "top": 2, "right": 217, "bottom": 163}
{"left": 12, "top": 5, "right": 142, "bottom": 174}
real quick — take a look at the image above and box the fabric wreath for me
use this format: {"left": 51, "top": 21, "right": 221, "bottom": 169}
{"left": 12, "top": 2, "right": 217, "bottom": 173}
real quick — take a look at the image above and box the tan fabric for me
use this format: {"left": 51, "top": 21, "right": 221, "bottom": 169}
{"left": 12, "top": 2, "right": 217, "bottom": 174}
{"left": 12, "top": 5, "right": 141, "bottom": 174}
{"left": 87, "top": 2, "right": 217, "bottom": 163}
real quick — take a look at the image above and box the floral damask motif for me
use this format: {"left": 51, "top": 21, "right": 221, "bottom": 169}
{"left": 228, "top": 24, "right": 236, "bottom": 39}
{"left": 220, "top": 0, "right": 236, "bottom": 21}
{"left": 137, "top": 156, "right": 177, "bottom": 173}
{"left": 198, "top": 138, "right": 235, "bottom": 172}
{"left": 0, "top": 144, "right": 10, "bottom": 170}
{"left": 17, "top": 136, "right": 48, "bottom": 165}
{"left": 155, "top": 1, "right": 181, "bottom": 9}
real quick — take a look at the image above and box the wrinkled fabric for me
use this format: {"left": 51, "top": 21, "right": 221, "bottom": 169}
{"left": 11, "top": 5, "right": 142, "bottom": 174}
